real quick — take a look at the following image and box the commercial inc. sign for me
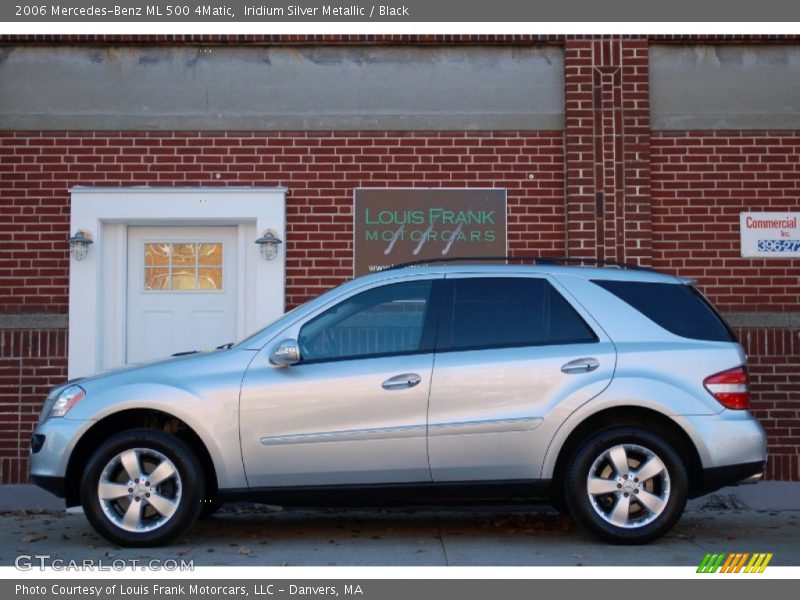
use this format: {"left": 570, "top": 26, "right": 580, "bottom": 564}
{"left": 740, "top": 212, "right": 800, "bottom": 257}
{"left": 353, "top": 189, "right": 507, "bottom": 276}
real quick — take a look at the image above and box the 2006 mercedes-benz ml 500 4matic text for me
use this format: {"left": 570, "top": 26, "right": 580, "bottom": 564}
{"left": 30, "top": 259, "right": 767, "bottom": 546}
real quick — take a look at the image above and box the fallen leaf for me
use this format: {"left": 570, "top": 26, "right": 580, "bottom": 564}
{"left": 21, "top": 534, "right": 47, "bottom": 543}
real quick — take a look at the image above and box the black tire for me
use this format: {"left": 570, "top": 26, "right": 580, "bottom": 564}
{"left": 80, "top": 428, "right": 204, "bottom": 547}
{"left": 564, "top": 427, "right": 688, "bottom": 544}
{"left": 198, "top": 498, "right": 224, "bottom": 519}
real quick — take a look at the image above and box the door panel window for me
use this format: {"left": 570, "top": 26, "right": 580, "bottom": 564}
{"left": 439, "top": 277, "right": 597, "bottom": 351}
{"left": 298, "top": 280, "right": 435, "bottom": 363}
{"left": 143, "top": 242, "right": 223, "bottom": 291}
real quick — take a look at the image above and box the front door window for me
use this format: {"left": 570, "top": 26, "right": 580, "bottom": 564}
{"left": 297, "top": 280, "right": 435, "bottom": 363}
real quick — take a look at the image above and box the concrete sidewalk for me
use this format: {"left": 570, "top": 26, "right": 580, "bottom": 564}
{"left": 3, "top": 504, "right": 800, "bottom": 567}
{"left": 0, "top": 483, "right": 798, "bottom": 567}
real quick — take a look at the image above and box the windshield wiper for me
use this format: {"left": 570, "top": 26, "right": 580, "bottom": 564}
{"left": 171, "top": 350, "right": 199, "bottom": 357}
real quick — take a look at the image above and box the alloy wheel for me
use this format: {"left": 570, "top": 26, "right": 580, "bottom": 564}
{"left": 97, "top": 448, "right": 182, "bottom": 533}
{"left": 585, "top": 443, "right": 671, "bottom": 529}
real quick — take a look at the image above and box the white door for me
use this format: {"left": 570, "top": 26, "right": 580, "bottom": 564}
{"left": 126, "top": 226, "right": 238, "bottom": 364}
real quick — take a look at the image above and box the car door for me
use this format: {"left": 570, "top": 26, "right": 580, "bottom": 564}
{"left": 239, "top": 276, "right": 443, "bottom": 488}
{"left": 427, "top": 274, "right": 616, "bottom": 481}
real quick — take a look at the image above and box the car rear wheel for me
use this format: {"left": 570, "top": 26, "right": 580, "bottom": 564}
{"left": 80, "top": 428, "right": 204, "bottom": 547}
{"left": 564, "top": 427, "right": 688, "bottom": 544}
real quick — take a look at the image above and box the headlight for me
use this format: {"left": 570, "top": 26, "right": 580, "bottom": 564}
{"left": 48, "top": 385, "right": 86, "bottom": 418}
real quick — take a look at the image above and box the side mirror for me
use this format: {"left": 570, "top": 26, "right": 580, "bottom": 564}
{"left": 269, "top": 338, "right": 301, "bottom": 367}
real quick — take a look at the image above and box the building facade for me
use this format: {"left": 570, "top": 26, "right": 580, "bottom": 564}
{"left": 0, "top": 35, "right": 798, "bottom": 483}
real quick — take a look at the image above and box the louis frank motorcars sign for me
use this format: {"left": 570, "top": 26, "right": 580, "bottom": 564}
{"left": 354, "top": 188, "right": 507, "bottom": 276}
{"left": 740, "top": 212, "right": 800, "bottom": 258}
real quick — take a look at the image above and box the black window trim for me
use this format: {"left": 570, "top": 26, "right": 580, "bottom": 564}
{"left": 435, "top": 276, "right": 599, "bottom": 354}
{"left": 591, "top": 278, "right": 737, "bottom": 343}
{"left": 690, "top": 285, "right": 739, "bottom": 342}
{"left": 295, "top": 278, "right": 445, "bottom": 366}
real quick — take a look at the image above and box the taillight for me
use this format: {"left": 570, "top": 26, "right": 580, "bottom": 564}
{"left": 704, "top": 366, "right": 750, "bottom": 410}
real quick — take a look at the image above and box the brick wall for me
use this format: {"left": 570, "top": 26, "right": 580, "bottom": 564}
{"left": 564, "top": 37, "right": 651, "bottom": 264}
{"left": 0, "top": 330, "right": 67, "bottom": 482}
{"left": 734, "top": 327, "right": 800, "bottom": 481}
{"left": 650, "top": 132, "right": 800, "bottom": 312}
{"left": 0, "top": 130, "right": 565, "bottom": 481}
{"left": 0, "top": 35, "right": 798, "bottom": 484}
{"left": 651, "top": 131, "right": 800, "bottom": 480}
{"left": 0, "top": 131, "right": 565, "bottom": 310}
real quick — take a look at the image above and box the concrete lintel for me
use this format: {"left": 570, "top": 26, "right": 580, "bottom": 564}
{"left": 0, "top": 313, "right": 69, "bottom": 330}
{"left": 0, "top": 45, "right": 565, "bottom": 132}
{"left": 653, "top": 113, "right": 800, "bottom": 130}
{"left": 722, "top": 312, "right": 800, "bottom": 329}
{"left": 0, "top": 113, "right": 564, "bottom": 132}
{"left": 651, "top": 44, "right": 800, "bottom": 131}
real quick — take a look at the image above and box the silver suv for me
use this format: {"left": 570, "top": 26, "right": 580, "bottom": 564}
{"left": 30, "top": 260, "right": 767, "bottom": 546}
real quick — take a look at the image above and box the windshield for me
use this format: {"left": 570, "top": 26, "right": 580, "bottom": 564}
{"left": 234, "top": 300, "right": 310, "bottom": 348}
{"left": 233, "top": 278, "right": 359, "bottom": 348}
{"left": 234, "top": 272, "right": 427, "bottom": 349}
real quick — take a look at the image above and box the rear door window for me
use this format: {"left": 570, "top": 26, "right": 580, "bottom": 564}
{"left": 592, "top": 280, "right": 735, "bottom": 342}
{"left": 438, "top": 277, "right": 598, "bottom": 352}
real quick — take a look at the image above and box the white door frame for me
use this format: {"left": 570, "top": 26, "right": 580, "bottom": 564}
{"left": 68, "top": 187, "right": 287, "bottom": 378}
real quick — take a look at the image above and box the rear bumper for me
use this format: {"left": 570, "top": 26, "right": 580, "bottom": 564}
{"left": 673, "top": 410, "right": 767, "bottom": 498}
{"left": 695, "top": 460, "right": 765, "bottom": 497}
{"left": 673, "top": 410, "right": 767, "bottom": 470}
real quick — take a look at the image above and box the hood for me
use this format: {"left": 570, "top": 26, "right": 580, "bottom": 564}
{"left": 80, "top": 348, "right": 229, "bottom": 385}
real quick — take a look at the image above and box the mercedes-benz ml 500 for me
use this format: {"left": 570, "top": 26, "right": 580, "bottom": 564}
{"left": 30, "top": 261, "right": 767, "bottom": 546}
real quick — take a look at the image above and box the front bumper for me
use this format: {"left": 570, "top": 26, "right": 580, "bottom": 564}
{"left": 29, "top": 417, "right": 94, "bottom": 497}
{"left": 30, "top": 474, "right": 66, "bottom": 498}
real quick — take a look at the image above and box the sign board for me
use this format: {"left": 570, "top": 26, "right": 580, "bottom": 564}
{"left": 354, "top": 189, "right": 507, "bottom": 276}
{"left": 740, "top": 212, "right": 800, "bottom": 258}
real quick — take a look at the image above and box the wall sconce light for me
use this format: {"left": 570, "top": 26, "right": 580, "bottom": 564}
{"left": 67, "top": 229, "right": 94, "bottom": 261}
{"left": 255, "top": 229, "right": 283, "bottom": 261}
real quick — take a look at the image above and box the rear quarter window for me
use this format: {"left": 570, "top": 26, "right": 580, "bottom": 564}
{"left": 592, "top": 280, "right": 736, "bottom": 342}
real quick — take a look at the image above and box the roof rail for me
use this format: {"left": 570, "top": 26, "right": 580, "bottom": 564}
{"left": 384, "top": 256, "right": 660, "bottom": 272}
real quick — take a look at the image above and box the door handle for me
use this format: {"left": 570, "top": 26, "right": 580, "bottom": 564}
{"left": 382, "top": 373, "right": 422, "bottom": 390}
{"left": 561, "top": 357, "right": 600, "bottom": 374}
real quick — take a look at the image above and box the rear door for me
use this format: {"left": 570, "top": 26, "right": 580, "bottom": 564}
{"left": 427, "top": 274, "right": 616, "bottom": 481}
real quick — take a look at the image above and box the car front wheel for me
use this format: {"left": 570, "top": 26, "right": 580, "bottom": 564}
{"left": 564, "top": 427, "right": 688, "bottom": 544}
{"left": 80, "top": 428, "right": 204, "bottom": 547}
